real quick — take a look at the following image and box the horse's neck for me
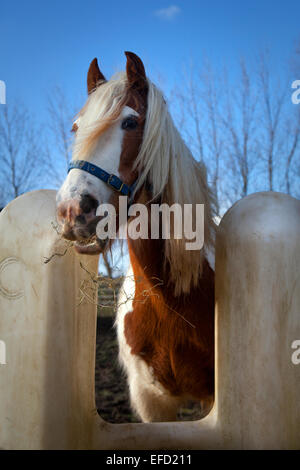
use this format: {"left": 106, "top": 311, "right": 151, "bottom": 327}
{"left": 126, "top": 188, "right": 215, "bottom": 317}
{"left": 127, "top": 236, "right": 214, "bottom": 311}
{"left": 127, "top": 237, "right": 165, "bottom": 291}
{"left": 127, "top": 190, "right": 167, "bottom": 292}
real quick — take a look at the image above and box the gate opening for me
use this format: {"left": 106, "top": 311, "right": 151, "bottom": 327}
{"left": 95, "top": 274, "right": 211, "bottom": 423}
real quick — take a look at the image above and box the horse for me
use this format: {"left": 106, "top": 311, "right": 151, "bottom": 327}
{"left": 56, "top": 52, "right": 216, "bottom": 422}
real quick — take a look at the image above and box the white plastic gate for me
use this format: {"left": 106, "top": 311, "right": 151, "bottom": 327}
{"left": 0, "top": 190, "right": 299, "bottom": 449}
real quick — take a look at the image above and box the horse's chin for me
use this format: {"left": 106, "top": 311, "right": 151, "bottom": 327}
{"left": 74, "top": 236, "right": 108, "bottom": 255}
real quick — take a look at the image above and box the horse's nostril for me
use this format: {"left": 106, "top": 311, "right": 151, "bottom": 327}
{"left": 61, "top": 224, "right": 77, "bottom": 241}
{"left": 80, "top": 194, "right": 98, "bottom": 213}
{"left": 75, "top": 214, "right": 86, "bottom": 225}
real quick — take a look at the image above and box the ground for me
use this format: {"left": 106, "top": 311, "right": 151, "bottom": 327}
{"left": 95, "top": 316, "right": 136, "bottom": 423}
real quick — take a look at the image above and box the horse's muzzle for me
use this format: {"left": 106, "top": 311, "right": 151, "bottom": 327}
{"left": 56, "top": 194, "right": 99, "bottom": 242}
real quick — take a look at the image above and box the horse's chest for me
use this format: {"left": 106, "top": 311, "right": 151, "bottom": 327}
{"left": 116, "top": 266, "right": 214, "bottom": 400}
{"left": 123, "top": 308, "right": 213, "bottom": 398}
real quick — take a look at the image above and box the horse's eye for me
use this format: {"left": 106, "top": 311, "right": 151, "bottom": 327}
{"left": 121, "top": 116, "right": 138, "bottom": 130}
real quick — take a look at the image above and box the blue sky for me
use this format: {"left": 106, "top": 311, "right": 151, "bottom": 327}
{"left": 1, "top": 0, "right": 299, "bottom": 275}
{"left": 1, "top": 0, "right": 300, "bottom": 116}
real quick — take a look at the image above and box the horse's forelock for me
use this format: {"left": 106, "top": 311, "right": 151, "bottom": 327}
{"left": 72, "top": 73, "right": 148, "bottom": 161}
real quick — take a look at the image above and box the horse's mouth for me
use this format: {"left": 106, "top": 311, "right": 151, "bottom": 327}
{"left": 74, "top": 235, "right": 108, "bottom": 255}
{"left": 59, "top": 215, "right": 108, "bottom": 255}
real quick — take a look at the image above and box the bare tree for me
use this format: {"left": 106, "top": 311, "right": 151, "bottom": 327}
{"left": 172, "top": 58, "right": 259, "bottom": 215}
{"left": 200, "top": 60, "right": 225, "bottom": 215}
{"left": 221, "top": 59, "right": 258, "bottom": 201}
{"left": 0, "top": 102, "right": 45, "bottom": 206}
{"left": 171, "top": 50, "right": 300, "bottom": 216}
{"left": 170, "top": 64, "right": 205, "bottom": 162}
{"left": 287, "top": 38, "right": 300, "bottom": 196}
{"left": 257, "top": 52, "right": 287, "bottom": 192}
{"left": 291, "top": 36, "right": 300, "bottom": 73}
{"left": 171, "top": 60, "right": 225, "bottom": 215}
{"left": 282, "top": 106, "right": 300, "bottom": 195}
{"left": 46, "top": 86, "right": 78, "bottom": 187}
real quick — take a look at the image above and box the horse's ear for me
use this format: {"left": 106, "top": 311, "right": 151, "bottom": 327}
{"left": 87, "top": 58, "right": 106, "bottom": 94}
{"left": 125, "top": 51, "right": 147, "bottom": 96}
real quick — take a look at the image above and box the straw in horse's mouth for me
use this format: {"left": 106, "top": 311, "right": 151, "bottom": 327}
{"left": 74, "top": 235, "right": 107, "bottom": 254}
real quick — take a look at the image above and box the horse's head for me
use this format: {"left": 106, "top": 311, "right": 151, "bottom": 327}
{"left": 56, "top": 52, "right": 148, "bottom": 253}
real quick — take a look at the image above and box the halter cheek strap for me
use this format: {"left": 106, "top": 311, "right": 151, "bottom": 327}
{"left": 68, "top": 160, "right": 136, "bottom": 199}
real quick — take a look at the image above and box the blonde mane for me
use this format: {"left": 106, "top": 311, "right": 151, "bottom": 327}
{"left": 74, "top": 72, "right": 216, "bottom": 295}
{"left": 135, "top": 78, "right": 216, "bottom": 295}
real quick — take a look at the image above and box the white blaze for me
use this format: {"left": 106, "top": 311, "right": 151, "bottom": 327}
{"left": 57, "top": 106, "right": 138, "bottom": 207}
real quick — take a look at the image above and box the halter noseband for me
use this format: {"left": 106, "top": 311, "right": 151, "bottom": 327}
{"left": 68, "top": 160, "right": 136, "bottom": 198}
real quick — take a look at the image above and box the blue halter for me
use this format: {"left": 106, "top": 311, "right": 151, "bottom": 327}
{"left": 68, "top": 160, "right": 136, "bottom": 198}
